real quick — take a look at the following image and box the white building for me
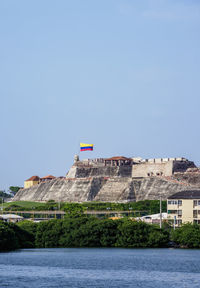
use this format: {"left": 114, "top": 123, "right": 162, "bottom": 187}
{"left": 136, "top": 213, "right": 168, "bottom": 224}
{"left": 0, "top": 214, "right": 24, "bottom": 223}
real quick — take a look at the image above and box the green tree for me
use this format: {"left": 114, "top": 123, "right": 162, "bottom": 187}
{"left": 116, "top": 219, "right": 150, "bottom": 247}
{"left": 9, "top": 186, "right": 21, "bottom": 195}
{"left": 0, "top": 222, "right": 19, "bottom": 251}
{"left": 171, "top": 223, "right": 200, "bottom": 248}
{"left": 147, "top": 227, "right": 169, "bottom": 247}
{"left": 0, "top": 221, "right": 34, "bottom": 251}
{"left": 63, "top": 203, "right": 86, "bottom": 217}
{"left": 35, "top": 219, "right": 63, "bottom": 248}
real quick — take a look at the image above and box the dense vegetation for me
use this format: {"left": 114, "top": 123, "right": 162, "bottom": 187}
{"left": 18, "top": 217, "right": 169, "bottom": 249}
{"left": 2, "top": 216, "right": 200, "bottom": 252}
{"left": 0, "top": 221, "right": 34, "bottom": 251}
{"left": 3, "top": 200, "right": 167, "bottom": 216}
{"left": 171, "top": 223, "right": 200, "bottom": 248}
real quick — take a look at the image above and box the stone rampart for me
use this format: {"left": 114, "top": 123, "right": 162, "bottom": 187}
{"left": 132, "top": 160, "right": 196, "bottom": 178}
{"left": 13, "top": 175, "right": 198, "bottom": 203}
{"left": 66, "top": 166, "right": 132, "bottom": 178}
{"left": 132, "top": 161, "right": 173, "bottom": 178}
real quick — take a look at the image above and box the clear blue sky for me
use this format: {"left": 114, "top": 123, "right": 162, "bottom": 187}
{"left": 1, "top": 0, "right": 200, "bottom": 190}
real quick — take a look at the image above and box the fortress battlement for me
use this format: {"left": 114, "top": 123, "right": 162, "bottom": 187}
{"left": 67, "top": 155, "right": 196, "bottom": 179}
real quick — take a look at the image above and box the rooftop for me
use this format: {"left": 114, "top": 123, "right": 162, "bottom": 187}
{"left": 0, "top": 214, "right": 23, "bottom": 219}
{"left": 106, "top": 156, "right": 132, "bottom": 161}
{"left": 169, "top": 190, "right": 200, "bottom": 199}
{"left": 25, "top": 176, "right": 40, "bottom": 181}
{"left": 40, "top": 175, "right": 56, "bottom": 179}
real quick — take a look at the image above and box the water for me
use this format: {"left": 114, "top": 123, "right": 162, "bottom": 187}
{"left": 0, "top": 248, "right": 200, "bottom": 288}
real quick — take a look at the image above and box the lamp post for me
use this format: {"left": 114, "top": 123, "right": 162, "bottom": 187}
{"left": 1, "top": 197, "right": 4, "bottom": 215}
{"left": 106, "top": 207, "right": 110, "bottom": 218}
{"left": 160, "top": 196, "right": 162, "bottom": 229}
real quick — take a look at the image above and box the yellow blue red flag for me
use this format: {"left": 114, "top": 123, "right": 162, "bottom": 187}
{"left": 80, "top": 143, "right": 94, "bottom": 151}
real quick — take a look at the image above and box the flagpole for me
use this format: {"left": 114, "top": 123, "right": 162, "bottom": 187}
{"left": 78, "top": 142, "right": 80, "bottom": 160}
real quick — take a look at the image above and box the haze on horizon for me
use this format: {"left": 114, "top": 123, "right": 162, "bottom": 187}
{"left": 1, "top": 0, "right": 200, "bottom": 190}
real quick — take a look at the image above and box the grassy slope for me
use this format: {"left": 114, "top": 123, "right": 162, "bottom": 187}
{"left": 3, "top": 201, "right": 46, "bottom": 209}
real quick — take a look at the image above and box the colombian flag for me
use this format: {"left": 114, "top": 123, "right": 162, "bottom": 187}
{"left": 80, "top": 143, "right": 94, "bottom": 151}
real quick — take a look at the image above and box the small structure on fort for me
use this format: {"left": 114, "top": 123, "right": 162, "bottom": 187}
{"left": 24, "top": 176, "right": 40, "bottom": 189}
{"left": 24, "top": 175, "right": 56, "bottom": 188}
{"left": 105, "top": 156, "right": 132, "bottom": 167}
{"left": 40, "top": 175, "right": 56, "bottom": 182}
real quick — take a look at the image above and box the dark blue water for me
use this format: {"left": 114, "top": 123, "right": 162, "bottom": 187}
{"left": 0, "top": 248, "right": 200, "bottom": 288}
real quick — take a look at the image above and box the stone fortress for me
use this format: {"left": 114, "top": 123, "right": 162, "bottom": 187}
{"left": 14, "top": 155, "right": 200, "bottom": 203}
{"left": 68, "top": 155, "right": 195, "bottom": 179}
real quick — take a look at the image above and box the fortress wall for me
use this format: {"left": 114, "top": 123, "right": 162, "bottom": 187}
{"left": 132, "top": 161, "right": 173, "bottom": 178}
{"left": 68, "top": 166, "right": 132, "bottom": 178}
{"left": 14, "top": 176, "right": 193, "bottom": 203}
{"left": 133, "top": 177, "right": 190, "bottom": 201}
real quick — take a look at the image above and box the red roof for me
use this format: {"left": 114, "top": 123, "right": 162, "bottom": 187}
{"left": 25, "top": 176, "right": 40, "bottom": 181}
{"left": 40, "top": 175, "right": 56, "bottom": 180}
{"left": 105, "top": 156, "right": 132, "bottom": 161}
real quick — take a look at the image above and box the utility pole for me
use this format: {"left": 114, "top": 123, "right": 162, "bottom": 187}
{"left": 160, "top": 196, "right": 162, "bottom": 229}
{"left": 174, "top": 215, "right": 176, "bottom": 230}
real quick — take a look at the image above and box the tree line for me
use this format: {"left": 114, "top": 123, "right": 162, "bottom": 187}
{"left": 2, "top": 215, "right": 200, "bottom": 252}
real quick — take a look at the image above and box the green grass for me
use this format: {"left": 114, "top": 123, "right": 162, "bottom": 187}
{"left": 3, "top": 201, "right": 46, "bottom": 209}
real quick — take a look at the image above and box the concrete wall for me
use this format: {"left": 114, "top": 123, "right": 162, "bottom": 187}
{"left": 182, "top": 199, "right": 194, "bottom": 223}
{"left": 132, "top": 161, "right": 173, "bottom": 178}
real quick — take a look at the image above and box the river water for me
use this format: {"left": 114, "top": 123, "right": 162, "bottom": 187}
{"left": 0, "top": 248, "right": 200, "bottom": 288}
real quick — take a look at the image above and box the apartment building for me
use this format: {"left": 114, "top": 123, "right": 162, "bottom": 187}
{"left": 167, "top": 190, "right": 200, "bottom": 226}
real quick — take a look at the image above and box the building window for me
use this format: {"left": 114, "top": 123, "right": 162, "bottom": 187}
{"left": 178, "top": 210, "right": 182, "bottom": 217}
{"left": 168, "top": 210, "right": 178, "bottom": 214}
{"left": 193, "top": 200, "right": 200, "bottom": 207}
{"left": 193, "top": 210, "right": 197, "bottom": 218}
{"left": 178, "top": 200, "right": 182, "bottom": 206}
{"left": 168, "top": 200, "right": 178, "bottom": 205}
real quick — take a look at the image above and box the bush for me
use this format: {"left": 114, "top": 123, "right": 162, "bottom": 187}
{"left": 0, "top": 216, "right": 171, "bottom": 251}
{"left": 171, "top": 223, "right": 200, "bottom": 248}
{"left": 0, "top": 221, "right": 34, "bottom": 251}
{"left": 115, "top": 219, "right": 168, "bottom": 248}
{"left": 34, "top": 217, "right": 169, "bottom": 248}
